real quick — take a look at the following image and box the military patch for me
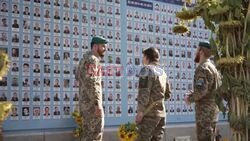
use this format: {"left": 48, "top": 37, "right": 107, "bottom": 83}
{"left": 139, "top": 67, "right": 148, "bottom": 77}
{"left": 139, "top": 76, "right": 148, "bottom": 88}
{"left": 195, "top": 78, "right": 205, "bottom": 89}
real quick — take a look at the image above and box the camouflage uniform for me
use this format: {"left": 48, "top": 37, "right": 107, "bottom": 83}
{"left": 75, "top": 51, "right": 104, "bottom": 141}
{"left": 137, "top": 63, "right": 171, "bottom": 141}
{"left": 188, "top": 59, "right": 221, "bottom": 141}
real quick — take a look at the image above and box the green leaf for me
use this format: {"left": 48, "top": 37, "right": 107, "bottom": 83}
{"left": 242, "top": 33, "right": 250, "bottom": 48}
{"left": 234, "top": 8, "right": 242, "bottom": 19}
{"left": 209, "top": 36, "right": 219, "bottom": 56}
{"left": 209, "top": 4, "right": 230, "bottom": 16}
{"left": 228, "top": 0, "right": 242, "bottom": 8}
{"left": 201, "top": 8, "right": 216, "bottom": 31}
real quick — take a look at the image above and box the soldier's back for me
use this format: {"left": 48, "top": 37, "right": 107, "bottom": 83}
{"left": 144, "top": 65, "right": 168, "bottom": 117}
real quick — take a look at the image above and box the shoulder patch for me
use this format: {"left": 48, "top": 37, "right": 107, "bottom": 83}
{"left": 195, "top": 77, "right": 205, "bottom": 90}
{"left": 139, "top": 76, "right": 148, "bottom": 88}
{"left": 139, "top": 67, "right": 149, "bottom": 77}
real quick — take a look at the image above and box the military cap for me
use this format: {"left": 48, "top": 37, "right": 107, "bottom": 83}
{"left": 91, "top": 36, "right": 108, "bottom": 45}
{"left": 199, "top": 41, "right": 211, "bottom": 49}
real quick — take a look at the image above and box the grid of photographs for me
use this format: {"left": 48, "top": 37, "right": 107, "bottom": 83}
{"left": 125, "top": 1, "right": 210, "bottom": 117}
{"left": 0, "top": 0, "right": 211, "bottom": 129}
{"left": 0, "top": 0, "right": 121, "bottom": 122}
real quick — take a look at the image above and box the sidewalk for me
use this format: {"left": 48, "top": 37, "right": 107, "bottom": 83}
{"left": 3, "top": 122, "right": 230, "bottom": 141}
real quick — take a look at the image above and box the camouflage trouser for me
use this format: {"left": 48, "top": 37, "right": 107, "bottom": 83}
{"left": 136, "top": 116, "right": 165, "bottom": 141}
{"left": 195, "top": 104, "right": 219, "bottom": 141}
{"left": 82, "top": 115, "right": 104, "bottom": 141}
{"left": 196, "top": 121, "right": 216, "bottom": 141}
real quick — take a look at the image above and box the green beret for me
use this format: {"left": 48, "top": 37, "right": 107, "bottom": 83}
{"left": 199, "top": 41, "right": 211, "bottom": 49}
{"left": 91, "top": 36, "right": 108, "bottom": 45}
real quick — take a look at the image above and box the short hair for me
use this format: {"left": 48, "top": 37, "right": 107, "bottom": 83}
{"left": 142, "top": 47, "right": 160, "bottom": 64}
{"left": 23, "top": 63, "right": 29, "bottom": 67}
{"left": 91, "top": 42, "right": 94, "bottom": 49}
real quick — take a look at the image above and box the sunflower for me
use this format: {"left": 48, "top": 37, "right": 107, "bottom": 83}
{"left": 176, "top": 8, "right": 197, "bottom": 21}
{"left": 75, "top": 116, "right": 83, "bottom": 125}
{"left": 0, "top": 102, "right": 12, "bottom": 122}
{"left": 118, "top": 126, "right": 126, "bottom": 139}
{"left": 216, "top": 56, "right": 245, "bottom": 67}
{"left": 0, "top": 51, "right": 10, "bottom": 81}
{"left": 72, "top": 112, "right": 84, "bottom": 138}
{"left": 127, "top": 133, "right": 133, "bottom": 138}
{"left": 173, "top": 25, "right": 189, "bottom": 34}
{"left": 72, "top": 111, "right": 80, "bottom": 117}
{"left": 120, "top": 133, "right": 125, "bottom": 139}
{"left": 219, "top": 20, "right": 242, "bottom": 30}
{"left": 118, "top": 123, "right": 138, "bottom": 141}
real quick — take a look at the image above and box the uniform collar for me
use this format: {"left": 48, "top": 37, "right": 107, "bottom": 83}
{"left": 199, "top": 59, "right": 210, "bottom": 66}
{"left": 87, "top": 51, "right": 100, "bottom": 60}
{"left": 148, "top": 62, "right": 159, "bottom": 66}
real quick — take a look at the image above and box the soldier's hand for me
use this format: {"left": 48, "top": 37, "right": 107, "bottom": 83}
{"left": 135, "top": 112, "right": 143, "bottom": 124}
{"left": 184, "top": 95, "right": 191, "bottom": 106}
{"left": 95, "top": 106, "right": 103, "bottom": 118}
{"left": 186, "top": 90, "right": 193, "bottom": 95}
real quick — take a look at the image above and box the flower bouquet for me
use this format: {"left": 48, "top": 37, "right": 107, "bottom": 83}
{"left": 0, "top": 50, "right": 11, "bottom": 140}
{"left": 72, "top": 112, "right": 84, "bottom": 140}
{"left": 0, "top": 102, "right": 12, "bottom": 140}
{"left": 118, "top": 122, "right": 138, "bottom": 141}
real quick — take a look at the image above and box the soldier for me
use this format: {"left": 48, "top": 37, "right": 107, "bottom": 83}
{"left": 184, "top": 41, "right": 221, "bottom": 141}
{"left": 75, "top": 36, "right": 107, "bottom": 141}
{"left": 136, "top": 47, "right": 171, "bottom": 141}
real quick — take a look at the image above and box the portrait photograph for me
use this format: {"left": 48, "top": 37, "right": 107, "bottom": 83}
{"left": 73, "top": 13, "right": 79, "bottom": 22}
{"left": 23, "top": 6, "right": 30, "bottom": 17}
{"left": 63, "top": 106, "right": 70, "bottom": 116}
{"left": 1, "top": 2, "right": 8, "bottom": 13}
{"left": 0, "top": 92, "right": 7, "bottom": 101}
{"left": 34, "top": 7, "right": 41, "bottom": 17}
{"left": 44, "top": 78, "right": 50, "bottom": 87}
{"left": 43, "top": 106, "right": 51, "bottom": 118}
{"left": 23, "top": 20, "right": 31, "bottom": 31}
{"left": 34, "top": 35, "right": 41, "bottom": 46}
{"left": 44, "top": 50, "right": 51, "bottom": 60}
{"left": 10, "top": 107, "right": 19, "bottom": 119}
{"left": 22, "top": 77, "right": 30, "bottom": 87}
{"left": 23, "top": 34, "right": 30, "bottom": 44}
{"left": 63, "top": 0, "right": 70, "bottom": 8}
{"left": 115, "top": 105, "right": 122, "bottom": 115}
{"left": 44, "top": 64, "right": 51, "bottom": 73}
{"left": 33, "top": 107, "right": 40, "bottom": 118}
{"left": 33, "top": 78, "right": 41, "bottom": 87}
{"left": 128, "top": 105, "right": 134, "bottom": 115}
{"left": 0, "top": 32, "right": 7, "bottom": 42}
{"left": 22, "top": 107, "right": 29, "bottom": 117}
{"left": 108, "top": 105, "right": 114, "bottom": 116}
{"left": 0, "top": 17, "right": 8, "bottom": 27}
{"left": 52, "top": 93, "right": 60, "bottom": 103}
{"left": 54, "top": 64, "right": 60, "bottom": 74}
{"left": 73, "top": 93, "right": 79, "bottom": 102}
{"left": 53, "top": 106, "right": 61, "bottom": 116}
{"left": 11, "top": 62, "right": 19, "bottom": 72}
{"left": 12, "top": 4, "right": 20, "bottom": 14}
{"left": 63, "top": 11, "right": 70, "bottom": 21}
{"left": 98, "top": 17, "right": 105, "bottom": 26}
